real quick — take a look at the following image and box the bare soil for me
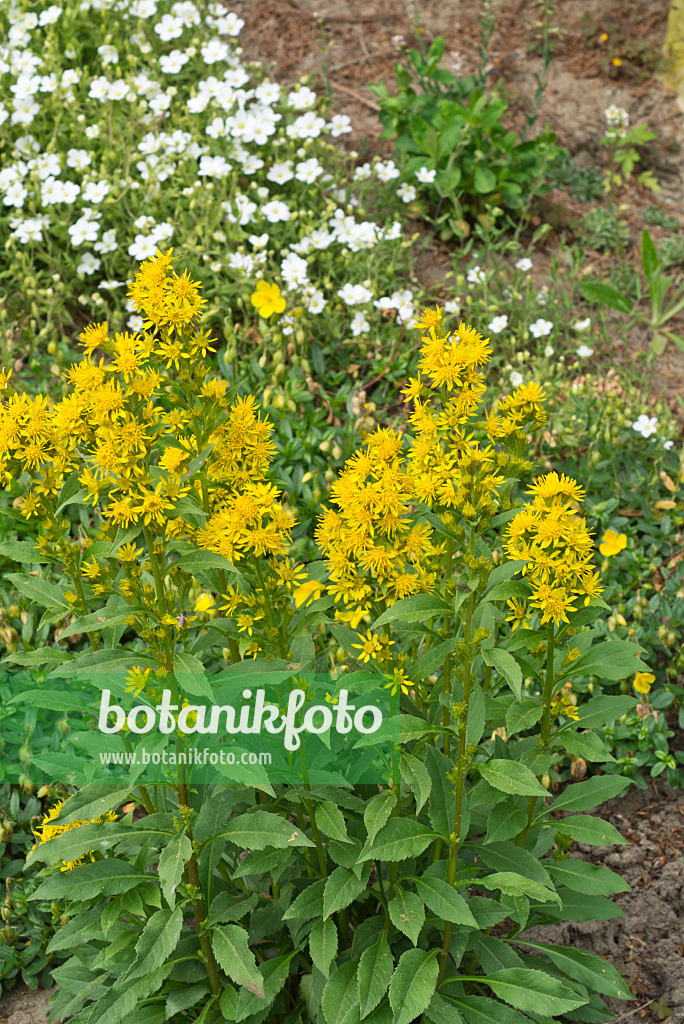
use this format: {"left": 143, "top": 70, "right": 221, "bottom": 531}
{"left": 0, "top": 987, "right": 52, "bottom": 1024}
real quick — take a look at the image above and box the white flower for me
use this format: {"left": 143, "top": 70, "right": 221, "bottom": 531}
{"left": 130, "top": 0, "right": 157, "bottom": 16}
{"left": 350, "top": 311, "right": 370, "bottom": 336}
{"left": 154, "top": 14, "right": 184, "bottom": 40}
{"left": 108, "top": 79, "right": 131, "bottom": 101}
{"left": 40, "top": 176, "right": 64, "bottom": 205}
{"left": 281, "top": 252, "right": 308, "bottom": 289}
{"left": 160, "top": 50, "right": 190, "bottom": 74}
{"left": 415, "top": 166, "right": 436, "bottom": 184}
{"left": 307, "top": 289, "right": 326, "bottom": 314}
{"left": 663, "top": 440, "right": 674, "bottom": 451}
{"left": 327, "top": 114, "right": 352, "bottom": 137}
{"left": 97, "top": 44, "right": 119, "bottom": 65}
{"left": 544, "top": 345, "right": 554, "bottom": 357}
{"left": 509, "top": 370, "right": 524, "bottom": 388}
{"left": 82, "top": 180, "right": 110, "bottom": 203}
{"left": 515, "top": 257, "right": 533, "bottom": 272}
{"left": 576, "top": 344, "right": 594, "bottom": 358}
{"left": 338, "top": 283, "right": 373, "bottom": 305}
{"left": 287, "top": 111, "right": 325, "bottom": 140}
{"left": 261, "top": 200, "right": 290, "bottom": 223}
{"left": 212, "top": 11, "right": 243, "bottom": 35}
{"left": 573, "top": 317, "right": 591, "bottom": 331}
{"left": 632, "top": 414, "right": 658, "bottom": 439}
{"left": 397, "top": 182, "right": 417, "bottom": 203}
{"left": 76, "top": 252, "right": 102, "bottom": 275}
{"left": 467, "top": 265, "right": 486, "bottom": 284}
{"left": 68, "top": 216, "right": 99, "bottom": 246}
{"left": 172, "top": 1, "right": 201, "bottom": 27}
{"left": 267, "top": 161, "right": 294, "bottom": 185}
{"left": 201, "top": 38, "right": 230, "bottom": 64}
{"left": 255, "top": 81, "right": 280, "bottom": 104}
{"left": 443, "top": 300, "right": 460, "bottom": 315}
{"left": 39, "top": 6, "right": 63, "bottom": 25}
{"left": 287, "top": 86, "right": 316, "bottom": 109}
{"left": 3, "top": 182, "right": 28, "bottom": 208}
{"left": 295, "top": 157, "right": 323, "bottom": 184}
{"left": 61, "top": 181, "right": 81, "bottom": 204}
{"left": 66, "top": 148, "right": 91, "bottom": 171}
{"left": 529, "top": 318, "right": 553, "bottom": 338}
{"left": 127, "top": 315, "right": 144, "bottom": 331}
{"left": 375, "top": 160, "right": 400, "bottom": 182}
{"left": 94, "top": 228, "right": 117, "bottom": 254}
{"left": 488, "top": 314, "right": 508, "bottom": 334}
{"left": 128, "top": 233, "right": 160, "bottom": 260}
{"left": 353, "top": 163, "right": 371, "bottom": 180}
{"left": 84, "top": 125, "right": 100, "bottom": 139}
{"left": 604, "top": 105, "right": 629, "bottom": 128}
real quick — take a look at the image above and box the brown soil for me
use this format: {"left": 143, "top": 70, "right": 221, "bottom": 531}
{"left": 525, "top": 778, "right": 684, "bottom": 1022}
{"left": 0, "top": 987, "right": 52, "bottom": 1024}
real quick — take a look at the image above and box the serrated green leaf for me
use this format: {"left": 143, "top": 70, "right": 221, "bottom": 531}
{"left": 482, "top": 649, "right": 522, "bottom": 700}
{"left": 323, "top": 864, "right": 370, "bottom": 920}
{"left": 309, "top": 917, "right": 338, "bottom": 979}
{"left": 479, "top": 871, "right": 560, "bottom": 906}
{"left": 551, "top": 814, "right": 627, "bottom": 846}
{"left": 372, "top": 594, "right": 450, "bottom": 629}
{"left": 548, "top": 775, "right": 630, "bottom": 813}
{"left": 478, "top": 760, "right": 548, "bottom": 797}
{"left": 358, "top": 819, "right": 436, "bottom": 863}
{"left": 316, "top": 801, "right": 351, "bottom": 843}
{"left": 30, "top": 859, "right": 153, "bottom": 902}
{"left": 364, "top": 791, "right": 397, "bottom": 845}
{"left": 546, "top": 858, "right": 630, "bottom": 895}
{"left": 282, "top": 879, "right": 326, "bottom": 921}
{"left": 158, "top": 832, "right": 192, "bottom": 907}
{"left": 479, "top": 968, "right": 587, "bottom": 1015}
{"left": 215, "top": 810, "right": 314, "bottom": 851}
{"left": 389, "top": 947, "right": 439, "bottom": 1024}
{"left": 388, "top": 888, "right": 425, "bottom": 946}
{"left": 519, "top": 942, "right": 632, "bottom": 999}
{"left": 358, "top": 934, "right": 393, "bottom": 1019}
{"left": 484, "top": 802, "right": 527, "bottom": 845}
{"left": 211, "top": 924, "right": 264, "bottom": 998}
{"left": 322, "top": 962, "right": 360, "bottom": 1024}
{"left": 400, "top": 752, "right": 432, "bottom": 812}
{"left": 412, "top": 877, "right": 478, "bottom": 926}
{"left": 126, "top": 906, "right": 183, "bottom": 980}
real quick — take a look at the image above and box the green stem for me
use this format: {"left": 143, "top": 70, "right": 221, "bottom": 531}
{"left": 540, "top": 622, "right": 556, "bottom": 748}
{"left": 143, "top": 526, "right": 167, "bottom": 614}
{"left": 443, "top": 536, "right": 453, "bottom": 758}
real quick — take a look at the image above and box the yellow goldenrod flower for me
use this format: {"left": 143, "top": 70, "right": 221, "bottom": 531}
{"left": 125, "top": 665, "right": 153, "bottom": 696}
{"left": 250, "top": 280, "right": 286, "bottom": 318}
{"left": 505, "top": 597, "right": 529, "bottom": 631}
{"left": 633, "top": 671, "right": 655, "bottom": 694}
{"left": 599, "top": 529, "right": 627, "bottom": 557}
{"left": 352, "top": 629, "right": 387, "bottom": 663}
{"left": 413, "top": 306, "right": 444, "bottom": 331}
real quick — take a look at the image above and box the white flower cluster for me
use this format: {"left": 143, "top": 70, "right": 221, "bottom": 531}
{"left": 0, "top": 0, "right": 412, "bottom": 341}
{"left": 604, "top": 105, "right": 629, "bottom": 140}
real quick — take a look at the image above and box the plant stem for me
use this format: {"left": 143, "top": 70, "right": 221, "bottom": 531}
{"left": 186, "top": 851, "right": 221, "bottom": 998}
{"left": 443, "top": 537, "right": 453, "bottom": 758}
{"left": 540, "top": 622, "right": 556, "bottom": 748}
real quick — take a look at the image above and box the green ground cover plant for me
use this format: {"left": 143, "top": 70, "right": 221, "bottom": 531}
{"left": 0, "top": 251, "right": 646, "bottom": 1024}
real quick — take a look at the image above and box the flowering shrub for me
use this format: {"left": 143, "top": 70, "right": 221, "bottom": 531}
{"left": 0, "top": 253, "right": 649, "bottom": 1023}
{"left": 0, "top": 0, "right": 419, "bottom": 388}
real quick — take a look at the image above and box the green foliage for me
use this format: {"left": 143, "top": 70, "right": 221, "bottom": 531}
{"left": 643, "top": 205, "right": 680, "bottom": 231}
{"left": 581, "top": 208, "right": 629, "bottom": 251}
{"left": 547, "top": 153, "right": 606, "bottom": 203}
{"left": 369, "top": 36, "right": 561, "bottom": 239}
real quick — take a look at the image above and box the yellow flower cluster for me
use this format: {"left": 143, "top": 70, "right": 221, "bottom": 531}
{"left": 504, "top": 472, "right": 604, "bottom": 626}
{"left": 316, "top": 306, "right": 549, "bottom": 631}
{"left": 33, "top": 801, "right": 117, "bottom": 872}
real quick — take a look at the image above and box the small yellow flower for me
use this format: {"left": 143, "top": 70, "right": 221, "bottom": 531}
{"left": 125, "top": 665, "right": 153, "bottom": 696}
{"left": 250, "top": 280, "right": 286, "bottom": 319}
{"left": 599, "top": 32, "right": 608, "bottom": 42}
{"left": 612, "top": 56, "right": 622, "bottom": 67}
{"left": 293, "top": 578, "right": 324, "bottom": 608}
{"left": 353, "top": 629, "right": 385, "bottom": 664}
{"left": 633, "top": 671, "right": 655, "bottom": 695}
{"left": 63, "top": 590, "right": 78, "bottom": 604}
{"left": 599, "top": 529, "right": 627, "bottom": 557}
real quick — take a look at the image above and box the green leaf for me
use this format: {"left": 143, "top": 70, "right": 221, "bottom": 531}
{"left": 27, "top": 820, "right": 172, "bottom": 869}
{"left": 400, "top": 752, "right": 432, "bottom": 812}
{"left": 323, "top": 865, "right": 370, "bottom": 920}
{"left": 544, "top": 888, "right": 625, "bottom": 922}
{"left": 476, "top": 841, "right": 552, "bottom": 886}
{"left": 449, "top": 995, "right": 533, "bottom": 1024}
{"left": 372, "top": 594, "right": 450, "bottom": 629}
{"left": 519, "top": 942, "right": 632, "bottom": 999}
{"left": 479, "top": 872, "right": 561, "bottom": 906}
{"left": 412, "top": 877, "right": 478, "bottom": 926}
{"left": 409, "top": 637, "right": 459, "bottom": 681}
{"left": 474, "top": 167, "right": 497, "bottom": 194}
{"left": 215, "top": 810, "right": 314, "bottom": 851}
{"left": 3, "top": 647, "right": 73, "bottom": 667}
{"left": 234, "top": 951, "right": 295, "bottom": 1022}
{"left": 282, "top": 879, "right": 326, "bottom": 921}
{"left": 559, "top": 640, "right": 647, "bottom": 682}
{"left": 30, "top": 859, "right": 152, "bottom": 902}
{"left": 551, "top": 814, "right": 627, "bottom": 846}
{"left": 481, "top": 969, "right": 586, "bottom": 1015}
{"left": 7, "top": 688, "right": 89, "bottom": 712}
{"left": 574, "top": 694, "right": 637, "bottom": 728}
{"left": 642, "top": 228, "right": 659, "bottom": 278}
{"left": 322, "top": 962, "right": 360, "bottom": 1024}
{"left": 6, "top": 572, "right": 69, "bottom": 609}
{"left": 547, "top": 858, "right": 630, "bottom": 895}
{"left": 548, "top": 775, "right": 630, "bottom": 813}
{"left": 158, "top": 832, "right": 192, "bottom": 906}
{"left": 0, "top": 540, "right": 52, "bottom": 562}
{"left": 389, "top": 948, "right": 439, "bottom": 1024}
{"left": 505, "top": 700, "right": 541, "bottom": 736}
{"left": 478, "top": 760, "right": 548, "bottom": 797}
{"left": 358, "top": 818, "right": 436, "bottom": 863}
{"left": 364, "top": 791, "right": 397, "bottom": 845}
{"left": 126, "top": 907, "right": 183, "bottom": 981}
{"left": 561, "top": 730, "right": 616, "bottom": 763}
{"left": 482, "top": 649, "right": 522, "bottom": 700}
{"left": 316, "top": 801, "right": 351, "bottom": 843}
{"left": 309, "top": 918, "right": 338, "bottom": 979}
{"left": 57, "top": 606, "right": 142, "bottom": 641}
{"left": 577, "top": 280, "right": 632, "bottom": 313}
{"left": 358, "top": 935, "right": 393, "bottom": 1019}
{"left": 212, "top": 924, "right": 265, "bottom": 998}
{"left": 53, "top": 783, "right": 133, "bottom": 825}
{"left": 484, "top": 802, "right": 527, "bottom": 845}
{"left": 425, "top": 993, "right": 465, "bottom": 1024}
{"left": 388, "top": 889, "right": 425, "bottom": 946}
